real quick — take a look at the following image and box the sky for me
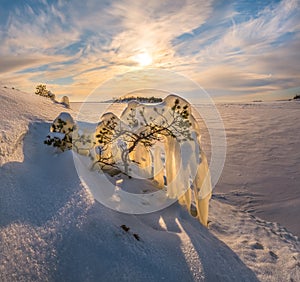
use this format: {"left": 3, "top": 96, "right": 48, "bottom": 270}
{"left": 0, "top": 0, "right": 300, "bottom": 102}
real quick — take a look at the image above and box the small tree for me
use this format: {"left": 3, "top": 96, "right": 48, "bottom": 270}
{"left": 93, "top": 99, "right": 192, "bottom": 175}
{"left": 35, "top": 84, "right": 55, "bottom": 100}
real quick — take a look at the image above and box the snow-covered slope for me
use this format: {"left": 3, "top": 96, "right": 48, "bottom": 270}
{"left": 0, "top": 84, "right": 72, "bottom": 166}
{"left": 0, "top": 86, "right": 299, "bottom": 281}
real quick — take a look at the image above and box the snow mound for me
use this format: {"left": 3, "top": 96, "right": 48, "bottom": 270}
{"left": 0, "top": 84, "right": 72, "bottom": 165}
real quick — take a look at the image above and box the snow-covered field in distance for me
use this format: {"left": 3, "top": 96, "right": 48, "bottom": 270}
{"left": 214, "top": 102, "right": 300, "bottom": 237}
{"left": 72, "top": 100, "right": 300, "bottom": 237}
{"left": 0, "top": 85, "right": 299, "bottom": 281}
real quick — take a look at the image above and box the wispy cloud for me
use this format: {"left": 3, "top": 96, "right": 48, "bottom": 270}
{"left": 171, "top": 0, "right": 300, "bottom": 98}
{"left": 0, "top": 0, "right": 299, "bottom": 101}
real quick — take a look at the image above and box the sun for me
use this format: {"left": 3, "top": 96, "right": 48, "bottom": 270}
{"left": 134, "top": 52, "right": 153, "bottom": 67}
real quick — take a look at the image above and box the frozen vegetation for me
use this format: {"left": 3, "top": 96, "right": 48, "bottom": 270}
{"left": 0, "top": 84, "right": 299, "bottom": 281}
{"left": 88, "top": 95, "right": 212, "bottom": 225}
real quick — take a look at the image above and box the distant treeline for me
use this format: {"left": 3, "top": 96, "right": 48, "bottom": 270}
{"left": 113, "top": 96, "right": 163, "bottom": 103}
{"left": 293, "top": 94, "right": 300, "bottom": 100}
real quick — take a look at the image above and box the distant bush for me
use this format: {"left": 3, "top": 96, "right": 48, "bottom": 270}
{"left": 35, "top": 84, "right": 55, "bottom": 100}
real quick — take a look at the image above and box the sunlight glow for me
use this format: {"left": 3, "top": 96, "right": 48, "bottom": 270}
{"left": 134, "top": 52, "right": 153, "bottom": 67}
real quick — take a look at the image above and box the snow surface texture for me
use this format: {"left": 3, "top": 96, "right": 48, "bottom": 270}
{"left": 0, "top": 85, "right": 299, "bottom": 281}
{"left": 211, "top": 102, "right": 300, "bottom": 238}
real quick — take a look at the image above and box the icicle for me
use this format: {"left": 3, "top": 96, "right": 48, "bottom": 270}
{"left": 178, "top": 141, "right": 193, "bottom": 210}
{"left": 129, "top": 142, "right": 152, "bottom": 178}
{"left": 192, "top": 146, "right": 212, "bottom": 226}
{"left": 164, "top": 136, "right": 183, "bottom": 198}
{"left": 153, "top": 144, "right": 165, "bottom": 188}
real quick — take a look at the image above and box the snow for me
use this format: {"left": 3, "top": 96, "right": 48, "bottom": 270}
{"left": 0, "top": 85, "right": 299, "bottom": 281}
{"left": 47, "top": 132, "right": 66, "bottom": 140}
{"left": 0, "top": 84, "right": 73, "bottom": 166}
{"left": 209, "top": 197, "right": 300, "bottom": 281}
{"left": 211, "top": 102, "right": 300, "bottom": 237}
{"left": 52, "top": 112, "right": 74, "bottom": 126}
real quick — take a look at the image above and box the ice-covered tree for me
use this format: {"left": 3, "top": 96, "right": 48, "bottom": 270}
{"left": 60, "top": 96, "right": 70, "bottom": 108}
{"left": 92, "top": 95, "right": 212, "bottom": 226}
{"left": 44, "top": 112, "right": 94, "bottom": 154}
{"left": 93, "top": 98, "right": 192, "bottom": 176}
{"left": 44, "top": 95, "right": 212, "bottom": 226}
{"left": 44, "top": 112, "right": 75, "bottom": 151}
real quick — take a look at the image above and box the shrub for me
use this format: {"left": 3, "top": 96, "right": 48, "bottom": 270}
{"left": 35, "top": 84, "right": 55, "bottom": 100}
{"left": 44, "top": 112, "right": 75, "bottom": 151}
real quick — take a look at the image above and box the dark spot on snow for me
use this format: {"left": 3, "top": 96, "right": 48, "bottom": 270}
{"left": 133, "top": 233, "right": 140, "bottom": 241}
{"left": 120, "top": 224, "right": 130, "bottom": 232}
{"left": 251, "top": 242, "right": 264, "bottom": 250}
{"left": 269, "top": 251, "right": 278, "bottom": 260}
{"left": 190, "top": 204, "right": 197, "bottom": 217}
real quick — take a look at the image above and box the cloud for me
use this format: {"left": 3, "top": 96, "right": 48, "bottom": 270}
{"left": 0, "top": 56, "right": 46, "bottom": 73}
{"left": 0, "top": 0, "right": 299, "bottom": 101}
{"left": 0, "top": 53, "right": 69, "bottom": 74}
{"left": 171, "top": 0, "right": 300, "bottom": 98}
